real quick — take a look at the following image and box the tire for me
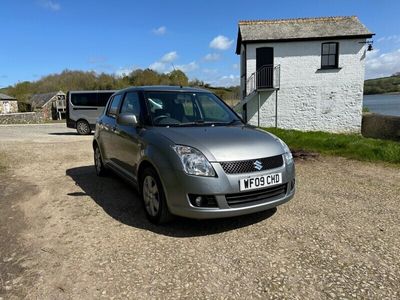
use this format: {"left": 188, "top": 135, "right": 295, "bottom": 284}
{"left": 76, "top": 120, "right": 91, "bottom": 135}
{"left": 94, "top": 145, "right": 107, "bottom": 177}
{"left": 140, "top": 167, "right": 172, "bottom": 224}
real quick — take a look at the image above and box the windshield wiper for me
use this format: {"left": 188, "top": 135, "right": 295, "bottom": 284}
{"left": 161, "top": 119, "right": 242, "bottom": 127}
{"left": 210, "top": 119, "right": 242, "bottom": 126}
{"left": 225, "top": 119, "right": 241, "bottom": 125}
{"left": 178, "top": 119, "right": 242, "bottom": 126}
{"left": 178, "top": 120, "right": 213, "bottom": 126}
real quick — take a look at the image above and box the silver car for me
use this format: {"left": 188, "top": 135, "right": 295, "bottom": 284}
{"left": 93, "top": 86, "right": 295, "bottom": 224}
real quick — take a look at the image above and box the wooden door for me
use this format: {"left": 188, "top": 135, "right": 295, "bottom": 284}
{"left": 256, "top": 47, "right": 274, "bottom": 88}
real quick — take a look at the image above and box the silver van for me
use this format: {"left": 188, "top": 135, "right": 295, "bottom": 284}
{"left": 66, "top": 90, "right": 116, "bottom": 134}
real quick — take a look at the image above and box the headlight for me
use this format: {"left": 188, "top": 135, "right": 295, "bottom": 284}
{"left": 172, "top": 145, "right": 216, "bottom": 177}
{"left": 276, "top": 138, "right": 293, "bottom": 163}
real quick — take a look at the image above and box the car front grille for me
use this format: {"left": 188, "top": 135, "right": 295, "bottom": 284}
{"left": 225, "top": 184, "right": 287, "bottom": 207}
{"left": 220, "top": 155, "right": 283, "bottom": 174}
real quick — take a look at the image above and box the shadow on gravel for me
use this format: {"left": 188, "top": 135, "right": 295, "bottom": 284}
{"left": 49, "top": 132, "right": 94, "bottom": 136}
{"left": 66, "top": 165, "right": 276, "bottom": 238}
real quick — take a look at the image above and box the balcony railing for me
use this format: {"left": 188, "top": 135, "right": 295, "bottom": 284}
{"left": 244, "top": 65, "right": 280, "bottom": 97}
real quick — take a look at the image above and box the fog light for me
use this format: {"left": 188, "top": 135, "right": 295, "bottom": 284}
{"left": 188, "top": 194, "right": 218, "bottom": 207}
{"left": 195, "top": 196, "right": 203, "bottom": 207}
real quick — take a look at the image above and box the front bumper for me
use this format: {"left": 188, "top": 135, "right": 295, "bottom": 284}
{"left": 158, "top": 159, "right": 295, "bottom": 219}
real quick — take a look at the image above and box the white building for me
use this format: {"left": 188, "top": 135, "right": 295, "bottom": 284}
{"left": 235, "top": 16, "right": 374, "bottom": 133}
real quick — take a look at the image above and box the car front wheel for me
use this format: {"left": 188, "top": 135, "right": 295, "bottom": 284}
{"left": 141, "top": 167, "right": 172, "bottom": 224}
{"left": 94, "top": 145, "right": 107, "bottom": 176}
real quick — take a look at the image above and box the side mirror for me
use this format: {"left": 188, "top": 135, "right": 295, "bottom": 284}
{"left": 117, "top": 113, "right": 138, "bottom": 126}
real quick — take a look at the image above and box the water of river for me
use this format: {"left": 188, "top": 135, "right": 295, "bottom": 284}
{"left": 363, "top": 94, "right": 400, "bottom": 117}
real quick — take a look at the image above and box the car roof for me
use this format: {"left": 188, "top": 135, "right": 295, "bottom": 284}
{"left": 116, "top": 85, "right": 211, "bottom": 94}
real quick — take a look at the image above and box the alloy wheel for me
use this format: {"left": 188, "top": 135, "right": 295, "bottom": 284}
{"left": 95, "top": 147, "right": 102, "bottom": 174}
{"left": 77, "top": 121, "right": 90, "bottom": 135}
{"left": 142, "top": 175, "right": 160, "bottom": 217}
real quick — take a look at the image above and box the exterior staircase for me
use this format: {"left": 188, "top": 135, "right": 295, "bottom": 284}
{"left": 234, "top": 65, "right": 281, "bottom": 124}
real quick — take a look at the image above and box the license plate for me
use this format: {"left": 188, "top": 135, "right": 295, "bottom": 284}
{"left": 239, "top": 173, "right": 282, "bottom": 191}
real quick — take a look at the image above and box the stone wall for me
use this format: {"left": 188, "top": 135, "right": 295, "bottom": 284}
{"left": 362, "top": 113, "right": 400, "bottom": 141}
{"left": 0, "top": 112, "right": 45, "bottom": 124}
{"left": 243, "top": 39, "right": 367, "bottom": 133}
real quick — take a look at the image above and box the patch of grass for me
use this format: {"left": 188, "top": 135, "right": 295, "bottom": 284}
{"left": 0, "top": 155, "right": 7, "bottom": 173}
{"left": 362, "top": 106, "right": 370, "bottom": 113}
{"left": 263, "top": 127, "right": 400, "bottom": 165}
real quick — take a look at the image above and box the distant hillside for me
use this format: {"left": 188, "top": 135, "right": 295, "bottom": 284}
{"left": 364, "top": 74, "right": 400, "bottom": 95}
{"left": 0, "top": 70, "right": 240, "bottom": 108}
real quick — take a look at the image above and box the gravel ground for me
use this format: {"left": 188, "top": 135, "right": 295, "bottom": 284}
{"left": 0, "top": 123, "right": 399, "bottom": 299}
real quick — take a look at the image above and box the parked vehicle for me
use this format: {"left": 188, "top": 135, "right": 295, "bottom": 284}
{"left": 66, "top": 90, "right": 116, "bottom": 134}
{"left": 93, "top": 86, "right": 295, "bottom": 224}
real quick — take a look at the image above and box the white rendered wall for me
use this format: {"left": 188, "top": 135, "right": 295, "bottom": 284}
{"left": 243, "top": 39, "right": 367, "bottom": 133}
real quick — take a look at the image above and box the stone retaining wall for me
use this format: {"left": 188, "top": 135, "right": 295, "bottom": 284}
{"left": 362, "top": 113, "right": 400, "bottom": 141}
{"left": 0, "top": 112, "right": 45, "bottom": 124}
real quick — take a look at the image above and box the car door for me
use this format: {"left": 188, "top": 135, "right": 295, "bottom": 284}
{"left": 113, "top": 91, "right": 142, "bottom": 180}
{"left": 100, "top": 94, "right": 123, "bottom": 163}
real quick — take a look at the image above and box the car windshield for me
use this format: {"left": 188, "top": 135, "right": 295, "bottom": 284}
{"left": 144, "top": 91, "right": 242, "bottom": 126}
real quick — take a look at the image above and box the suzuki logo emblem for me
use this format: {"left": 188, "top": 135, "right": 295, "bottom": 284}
{"left": 254, "top": 160, "right": 263, "bottom": 171}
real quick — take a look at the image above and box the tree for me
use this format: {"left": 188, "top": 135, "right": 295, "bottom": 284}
{"left": 2, "top": 68, "right": 240, "bottom": 103}
{"left": 168, "top": 70, "right": 188, "bottom": 86}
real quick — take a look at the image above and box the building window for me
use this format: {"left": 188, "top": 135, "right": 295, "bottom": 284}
{"left": 321, "top": 42, "right": 339, "bottom": 69}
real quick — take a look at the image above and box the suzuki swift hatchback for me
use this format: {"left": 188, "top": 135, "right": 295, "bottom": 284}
{"left": 93, "top": 86, "right": 295, "bottom": 224}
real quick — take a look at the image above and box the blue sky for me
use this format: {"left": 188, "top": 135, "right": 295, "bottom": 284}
{"left": 0, "top": 0, "right": 399, "bottom": 88}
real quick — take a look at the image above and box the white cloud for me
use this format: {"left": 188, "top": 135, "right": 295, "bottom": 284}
{"left": 88, "top": 56, "right": 107, "bottom": 64}
{"left": 38, "top": 0, "right": 61, "bottom": 11}
{"left": 209, "top": 35, "right": 234, "bottom": 50}
{"left": 152, "top": 26, "right": 167, "bottom": 35}
{"left": 175, "top": 61, "right": 199, "bottom": 73}
{"left": 365, "top": 48, "right": 400, "bottom": 79}
{"left": 149, "top": 61, "right": 169, "bottom": 73}
{"left": 149, "top": 51, "right": 198, "bottom": 74}
{"left": 161, "top": 51, "right": 178, "bottom": 63}
{"left": 202, "top": 68, "right": 218, "bottom": 74}
{"left": 148, "top": 51, "right": 179, "bottom": 73}
{"left": 377, "top": 35, "right": 400, "bottom": 44}
{"left": 206, "top": 74, "right": 240, "bottom": 87}
{"left": 203, "top": 53, "right": 221, "bottom": 61}
{"left": 115, "top": 66, "right": 135, "bottom": 77}
{"left": 232, "top": 63, "right": 239, "bottom": 69}
{"left": 149, "top": 61, "right": 199, "bottom": 74}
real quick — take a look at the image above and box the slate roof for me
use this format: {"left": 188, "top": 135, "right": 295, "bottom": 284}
{"left": 236, "top": 16, "right": 374, "bottom": 54}
{"left": 0, "top": 93, "right": 17, "bottom": 100}
{"left": 30, "top": 91, "right": 63, "bottom": 108}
